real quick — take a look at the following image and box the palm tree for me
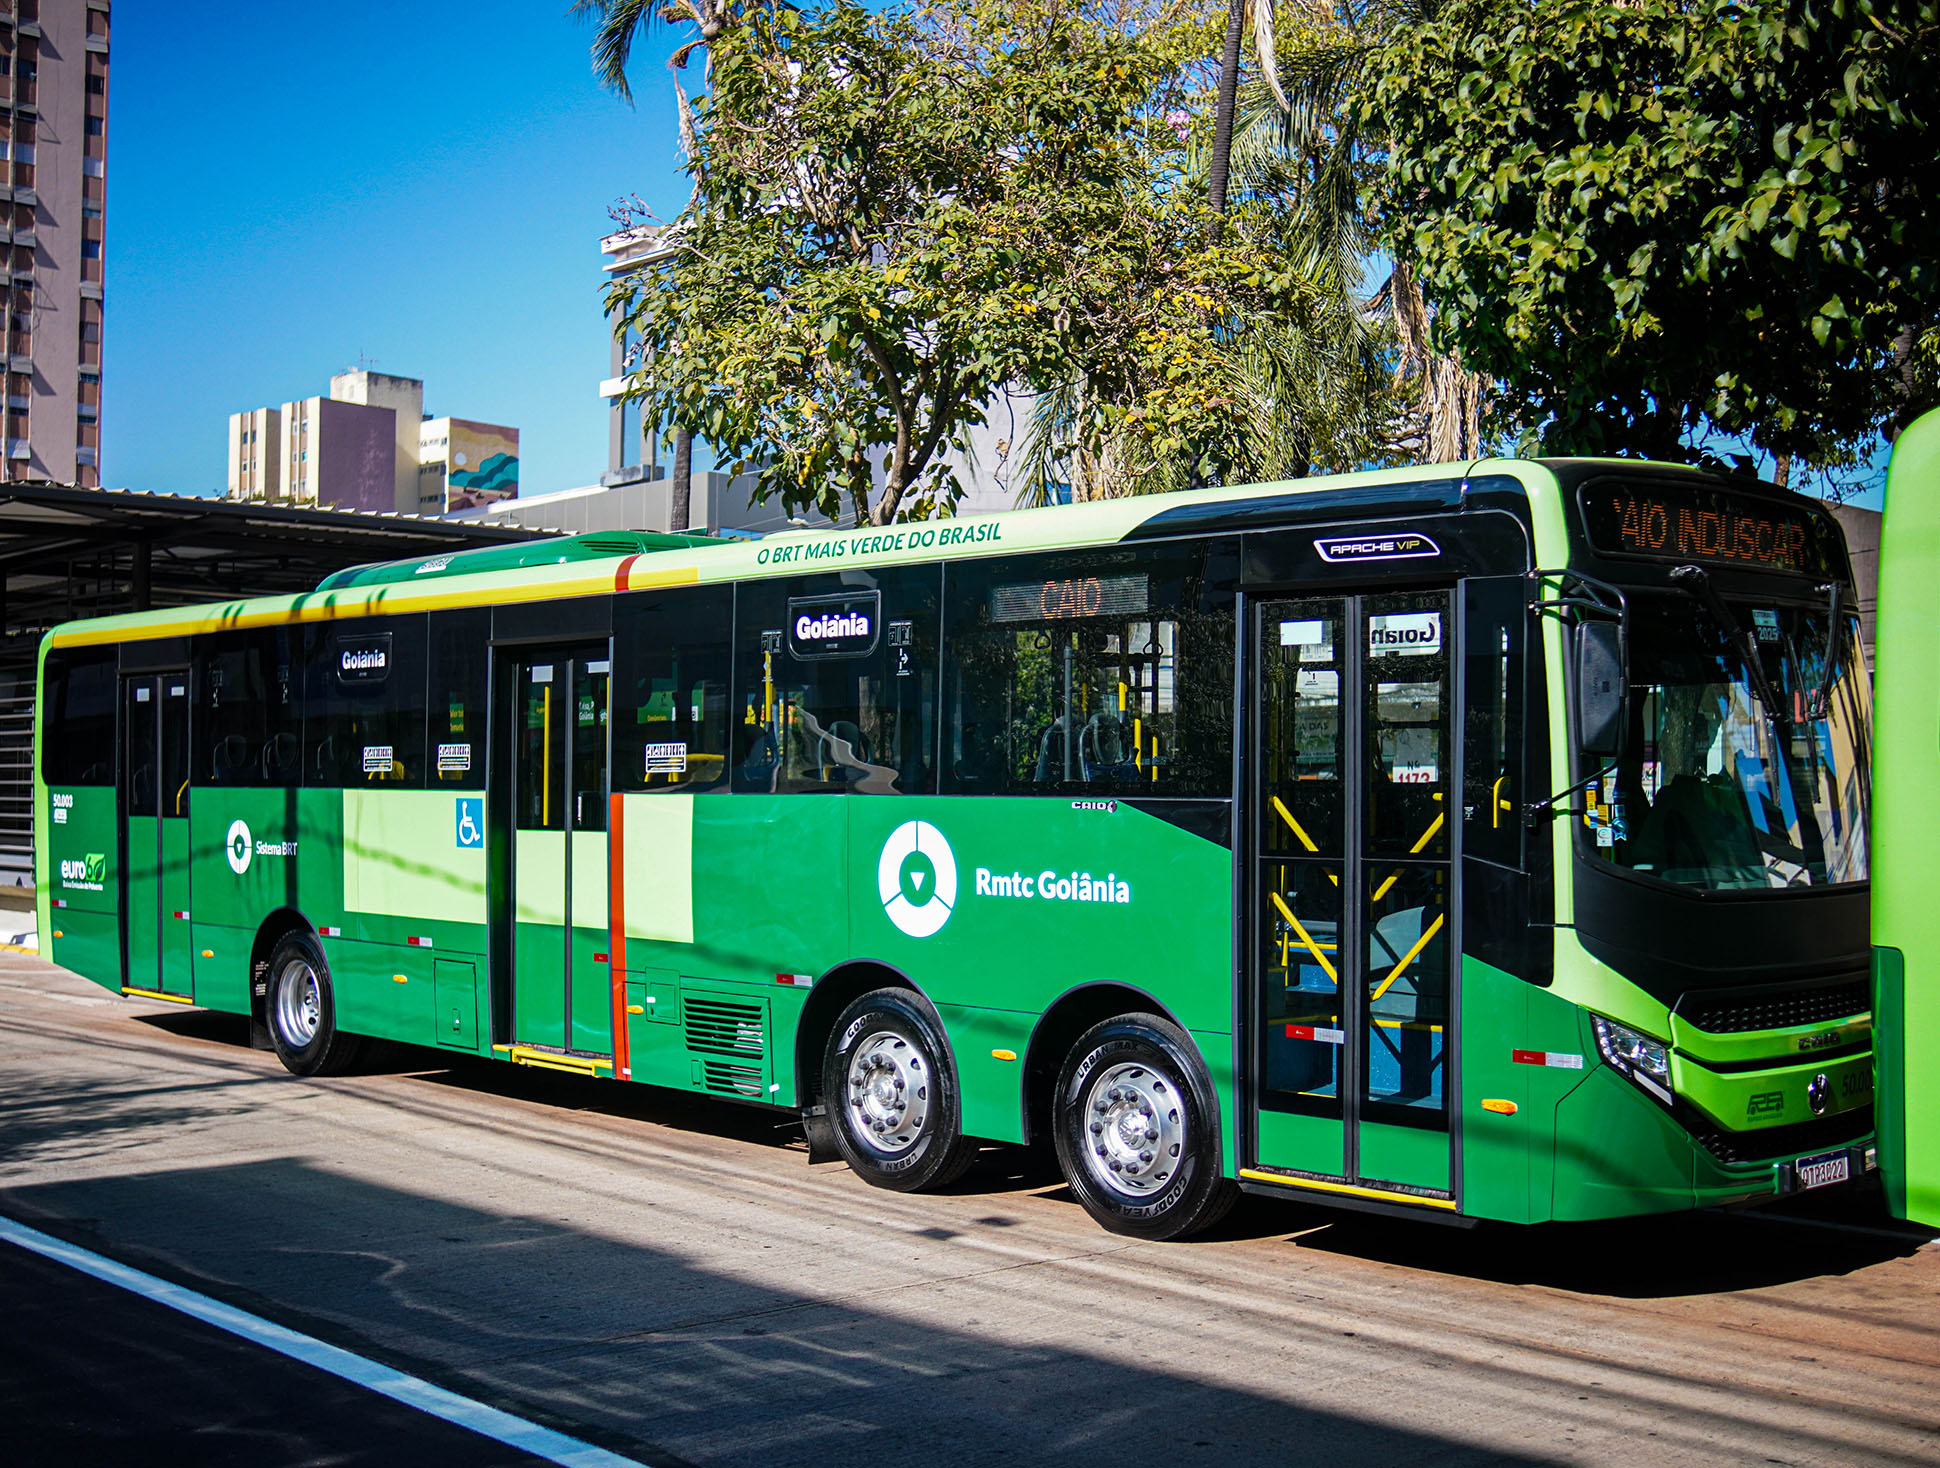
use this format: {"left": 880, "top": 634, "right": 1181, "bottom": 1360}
{"left": 1222, "top": 1, "right": 1487, "bottom": 461}
{"left": 1208, "top": 0, "right": 1289, "bottom": 216}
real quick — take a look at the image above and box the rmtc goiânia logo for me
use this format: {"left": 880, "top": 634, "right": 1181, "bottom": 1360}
{"left": 876, "top": 820, "right": 1136, "bottom": 939}
{"left": 878, "top": 821, "right": 957, "bottom": 937}
{"left": 58, "top": 852, "right": 106, "bottom": 891}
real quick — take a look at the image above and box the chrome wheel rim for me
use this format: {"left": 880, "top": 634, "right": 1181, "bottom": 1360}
{"left": 844, "top": 1029, "right": 931, "bottom": 1155}
{"left": 1081, "top": 1060, "right": 1185, "bottom": 1199}
{"left": 275, "top": 959, "right": 322, "bottom": 1047}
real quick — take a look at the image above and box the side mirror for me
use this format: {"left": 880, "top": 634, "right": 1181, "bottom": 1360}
{"left": 1574, "top": 620, "right": 1627, "bottom": 756}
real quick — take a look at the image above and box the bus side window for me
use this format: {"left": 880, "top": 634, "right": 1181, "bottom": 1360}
{"left": 614, "top": 585, "right": 732, "bottom": 795}
{"left": 41, "top": 647, "right": 116, "bottom": 786}
{"left": 730, "top": 567, "right": 939, "bottom": 795}
{"left": 941, "top": 546, "right": 1235, "bottom": 797}
{"left": 1460, "top": 577, "right": 1524, "bottom": 867}
{"left": 428, "top": 609, "right": 487, "bottom": 789}
{"left": 303, "top": 616, "right": 428, "bottom": 789}
{"left": 198, "top": 628, "right": 301, "bottom": 789}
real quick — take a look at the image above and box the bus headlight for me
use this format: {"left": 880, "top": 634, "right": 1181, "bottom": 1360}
{"left": 1592, "top": 1015, "right": 1673, "bottom": 1105}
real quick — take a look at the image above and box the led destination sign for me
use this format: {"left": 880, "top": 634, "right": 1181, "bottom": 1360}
{"left": 991, "top": 573, "right": 1147, "bottom": 624}
{"left": 335, "top": 633, "right": 393, "bottom": 684}
{"left": 786, "top": 591, "right": 881, "bottom": 659}
{"left": 1579, "top": 481, "right": 1838, "bottom": 576}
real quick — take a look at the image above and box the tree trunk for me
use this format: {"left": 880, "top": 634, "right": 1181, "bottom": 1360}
{"left": 1772, "top": 452, "right": 1792, "bottom": 490}
{"left": 670, "top": 428, "right": 693, "bottom": 531}
{"left": 1207, "top": 0, "right": 1246, "bottom": 216}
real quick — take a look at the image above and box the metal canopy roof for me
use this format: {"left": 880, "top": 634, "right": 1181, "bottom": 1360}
{"left": 0, "top": 482, "right": 553, "bottom": 642}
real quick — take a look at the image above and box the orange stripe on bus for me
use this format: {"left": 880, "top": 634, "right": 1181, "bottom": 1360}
{"left": 609, "top": 792, "right": 630, "bottom": 1082}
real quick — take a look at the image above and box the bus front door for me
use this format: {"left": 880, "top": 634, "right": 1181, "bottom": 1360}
{"left": 121, "top": 673, "right": 193, "bottom": 998}
{"left": 509, "top": 649, "right": 613, "bottom": 1058}
{"left": 1248, "top": 592, "right": 1456, "bottom": 1209}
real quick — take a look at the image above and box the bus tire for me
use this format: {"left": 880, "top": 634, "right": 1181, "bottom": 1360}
{"left": 823, "top": 987, "right": 976, "bottom": 1193}
{"left": 264, "top": 931, "right": 363, "bottom": 1077}
{"left": 1053, "top": 1013, "right": 1237, "bottom": 1240}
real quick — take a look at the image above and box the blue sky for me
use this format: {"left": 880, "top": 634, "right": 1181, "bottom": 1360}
{"left": 104, "top": 1, "right": 695, "bottom": 498}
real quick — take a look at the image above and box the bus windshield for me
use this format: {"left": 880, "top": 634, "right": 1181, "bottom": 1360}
{"left": 1586, "top": 597, "right": 1871, "bottom": 892}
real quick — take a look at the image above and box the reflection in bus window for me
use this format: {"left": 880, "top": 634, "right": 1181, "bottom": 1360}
{"left": 943, "top": 548, "right": 1234, "bottom": 797}
{"left": 201, "top": 628, "right": 304, "bottom": 788}
{"left": 733, "top": 569, "right": 938, "bottom": 795}
{"left": 615, "top": 586, "right": 732, "bottom": 795}
{"left": 1592, "top": 601, "right": 1870, "bottom": 890}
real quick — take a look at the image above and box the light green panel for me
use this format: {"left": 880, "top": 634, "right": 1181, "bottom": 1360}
{"left": 1875, "top": 408, "right": 1940, "bottom": 1227}
{"left": 513, "top": 830, "right": 565, "bottom": 925}
{"left": 343, "top": 789, "right": 486, "bottom": 923}
{"left": 620, "top": 794, "right": 693, "bottom": 944}
{"left": 1673, "top": 1047, "right": 1873, "bottom": 1133}
{"left": 571, "top": 831, "right": 608, "bottom": 931}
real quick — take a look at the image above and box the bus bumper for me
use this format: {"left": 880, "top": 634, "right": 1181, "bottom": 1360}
{"left": 1549, "top": 1063, "right": 1877, "bottom": 1220}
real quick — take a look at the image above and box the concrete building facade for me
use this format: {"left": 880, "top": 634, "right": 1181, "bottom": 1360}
{"left": 227, "top": 371, "right": 517, "bottom": 516}
{"left": 3, "top": 1, "right": 110, "bottom": 488}
{"left": 329, "top": 369, "right": 421, "bottom": 513}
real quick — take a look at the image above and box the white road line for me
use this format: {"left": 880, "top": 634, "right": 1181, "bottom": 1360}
{"left": 0, "top": 1215, "right": 651, "bottom": 1468}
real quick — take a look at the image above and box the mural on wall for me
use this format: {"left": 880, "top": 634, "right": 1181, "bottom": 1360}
{"left": 444, "top": 420, "right": 519, "bottom": 511}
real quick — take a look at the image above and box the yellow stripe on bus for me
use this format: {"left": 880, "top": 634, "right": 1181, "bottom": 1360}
{"left": 121, "top": 987, "right": 193, "bottom": 1005}
{"left": 1239, "top": 1169, "right": 1458, "bottom": 1210}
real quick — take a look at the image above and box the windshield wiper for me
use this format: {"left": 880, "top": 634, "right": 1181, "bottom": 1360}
{"left": 1807, "top": 581, "right": 1845, "bottom": 721}
{"left": 1669, "top": 565, "right": 1790, "bottom": 723}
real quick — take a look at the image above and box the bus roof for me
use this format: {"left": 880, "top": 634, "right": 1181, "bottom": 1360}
{"left": 44, "top": 457, "right": 1564, "bottom": 648}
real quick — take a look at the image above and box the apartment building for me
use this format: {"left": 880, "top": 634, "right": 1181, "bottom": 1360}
{"left": 227, "top": 370, "right": 517, "bottom": 516}
{"left": 2, "top": 0, "right": 110, "bottom": 486}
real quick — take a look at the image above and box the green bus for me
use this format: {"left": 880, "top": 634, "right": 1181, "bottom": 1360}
{"left": 34, "top": 457, "right": 1877, "bottom": 1238}
{"left": 1874, "top": 407, "right": 1940, "bottom": 1228}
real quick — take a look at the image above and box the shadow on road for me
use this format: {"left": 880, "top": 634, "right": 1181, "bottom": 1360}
{"left": 121, "top": 1006, "right": 1938, "bottom": 1302}
{"left": 2, "top": 1155, "right": 1559, "bottom": 1468}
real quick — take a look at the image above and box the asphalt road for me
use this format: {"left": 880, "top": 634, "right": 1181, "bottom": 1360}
{"left": 2, "top": 950, "right": 1937, "bottom": 1468}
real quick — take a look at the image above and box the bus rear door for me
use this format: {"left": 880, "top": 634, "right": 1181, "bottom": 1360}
{"left": 121, "top": 672, "right": 193, "bottom": 999}
{"left": 506, "top": 648, "right": 613, "bottom": 1058}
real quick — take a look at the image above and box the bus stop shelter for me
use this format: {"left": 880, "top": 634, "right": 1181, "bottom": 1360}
{"left": 0, "top": 484, "right": 550, "bottom": 886}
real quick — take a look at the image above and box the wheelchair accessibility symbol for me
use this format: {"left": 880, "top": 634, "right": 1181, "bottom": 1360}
{"left": 455, "top": 797, "right": 484, "bottom": 849}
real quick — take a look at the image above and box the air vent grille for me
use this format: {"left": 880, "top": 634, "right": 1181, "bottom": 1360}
{"left": 1679, "top": 976, "right": 1870, "bottom": 1035}
{"left": 684, "top": 998, "right": 765, "bottom": 1058}
{"left": 701, "top": 1060, "right": 766, "bottom": 1098}
{"left": 1679, "top": 1104, "right": 1872, "bottom": 1166}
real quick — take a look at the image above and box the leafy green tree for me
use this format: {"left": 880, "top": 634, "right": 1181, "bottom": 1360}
{"left": 606, "top": 0, "right": 1350, "bottom": 524}
{"left": 1364, "top": 0, "right": 1940, "bottom": 462}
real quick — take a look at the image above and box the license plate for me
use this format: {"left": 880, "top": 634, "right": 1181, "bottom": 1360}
{"left": 1794, "top": 1149, "right": 1851, "bottom": 1190}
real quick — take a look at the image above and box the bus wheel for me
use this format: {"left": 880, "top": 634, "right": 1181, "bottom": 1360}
{"left": 265, "top": 931, "right": 363, "bottom": 1077}
{"left": 1053, "top": 1013, "right": 1237, "bottom": 1240}
{"left": 823, "top": 988, "right": 976, "bottom": 1193}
